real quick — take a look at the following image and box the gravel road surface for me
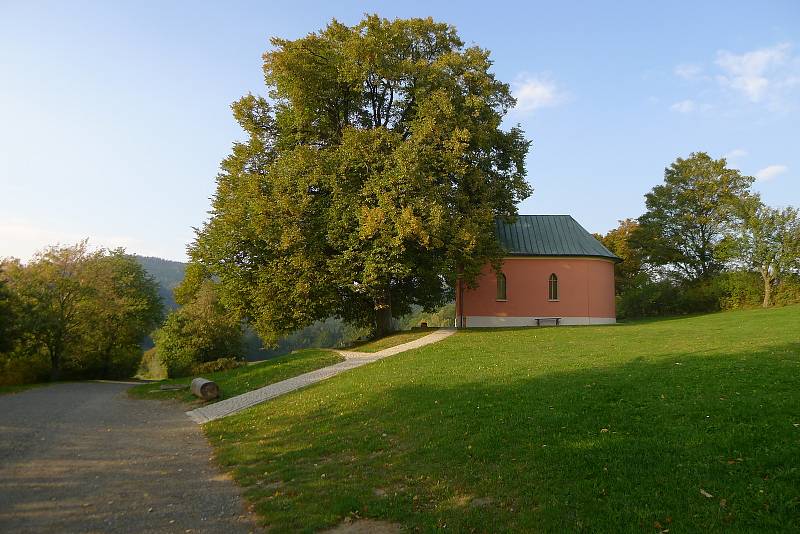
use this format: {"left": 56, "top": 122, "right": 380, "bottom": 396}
{"left": 0, "top": 382, "right": 259, "bottom": 533}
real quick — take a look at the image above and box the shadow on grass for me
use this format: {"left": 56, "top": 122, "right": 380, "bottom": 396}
{"left": 207, "top": 341, "right": 800, "bottom": 533}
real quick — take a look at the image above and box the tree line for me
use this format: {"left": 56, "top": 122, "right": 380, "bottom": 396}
{"left": 0, "top": 242, "right": 163, "bottom": 385}
{"left": 597, "top": 152, "right": 800, "bottom": 318}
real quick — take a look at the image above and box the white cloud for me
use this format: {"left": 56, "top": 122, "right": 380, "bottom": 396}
{"left": 672, "top": 43, "right": 799, "bottom": 112}
{"left": 715, "top": 43, "right": 792, "bottom": 102}
{"left": 670, "top": 99, "right": 697, "bottom": 113}
{"left": 724, "top": 148, "right": 748, "bottom": 160}
{"left": 511, "top": 74, "right": 565, "bottom": 114}
{"left": 675, "top": 63, "right": 704, "bottom": 80}
{"left": 755, "top": 164, "right": 788, "bottom": 182}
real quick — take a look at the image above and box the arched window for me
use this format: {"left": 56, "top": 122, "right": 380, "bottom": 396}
{"left": 496, "top": 272, "right": 507, "bottom": 301}
{"left": 548, "top": 273, "right": 559, "bottom": 301}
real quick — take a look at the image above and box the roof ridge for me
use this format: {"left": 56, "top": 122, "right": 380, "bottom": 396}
{"left": 495, "top": 215, "right": 620, "bottom": 261}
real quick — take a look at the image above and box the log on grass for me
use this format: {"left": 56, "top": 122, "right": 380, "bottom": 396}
{"left": 190, "top": 377, "right": 219, "bottom": 400}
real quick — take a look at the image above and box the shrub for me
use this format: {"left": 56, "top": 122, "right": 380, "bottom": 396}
{"left": 0, "top": 349, "right": 50, "bottom": 387}
{"left": 154, "top": 281, "right": 243, "bottom": 377}
{"left": 716, "top": 271, "right": 762, "bottom": 310}
{"left": 773, "top": 274, "right": 800, "bottom": 306}
{"left": 136, "top": 347, "right": 167, "bottom": 380}
{"left": 191, "top": 357, "right": 245, "bottom": 375}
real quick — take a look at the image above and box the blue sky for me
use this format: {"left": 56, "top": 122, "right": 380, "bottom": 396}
{"left": 1, "top": 1, "right": 798, "bottom": 261}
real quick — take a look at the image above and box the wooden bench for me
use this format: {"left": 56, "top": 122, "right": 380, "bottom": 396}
{"left": 535, "top": 317, "right": 562, "bottom": 326}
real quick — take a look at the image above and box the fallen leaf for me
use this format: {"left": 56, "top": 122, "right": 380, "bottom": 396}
{"left": 700, "top": 488, "right": 713, "bottom": 498}
{"left": 720, "top": 499, "right": 727, "bottom": 508}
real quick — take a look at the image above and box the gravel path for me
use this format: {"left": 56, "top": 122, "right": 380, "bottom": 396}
{"left": 0, "top": 382, "right": 259, "bottom": 533}
{"left": 187, "top": 328, "right": 456, "bottom": 424}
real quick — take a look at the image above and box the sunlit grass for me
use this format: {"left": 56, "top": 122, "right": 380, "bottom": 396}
{"left": 206, "top": 306, "right": 800, "bottom": 532}
{"left": 128, "top": 349, "right": 343, "bottom": 403}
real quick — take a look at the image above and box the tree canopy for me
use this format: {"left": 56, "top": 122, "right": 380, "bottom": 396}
{"left": 190, "top": 15, "right": 531, "bottom": 342}
{"left": 736, "top": 199, "right": 800, "bottom": 307}
{"left": 635, "top": 152, "right": 753, "bottom": 280}
{"left": 1, "top": 243, "right": 163, "bottom": 380}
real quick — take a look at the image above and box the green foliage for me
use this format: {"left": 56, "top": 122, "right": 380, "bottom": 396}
{"left": 715, "top": 271, "right": 764, "bottom": 310}
{"left": 129, "top": 349, "right": 343, "bottom": 402}
{"left": 596, "top": 218, "right": 643, "bottom": 295}
{"left": 735, "top": 199, "right": 800, "bottom": 307}
{"left": 154, "top": 280, "right": 243, "bottom": 377}
{"left": 136, "top": 347, "right": 166, "bottom": 380}
{"left": 635, "top": 152, "right": 754, "bottom": 280}
{"left": 205, "top": 306, "right": 800, "bottom": 532}
{"left": 1, "top": 243, "right": 163, "bottom": 382}
{"left": 0, "top": 279, "right": 18, "bottom": 354}
{"left": 190, "top": 15, "right": 531, "bottom": 343}
{"left": 191, "top": 357, "right": 245, "bottom": 375}
{"left": 397, "top": 302, "right": 456, "bottom": 329}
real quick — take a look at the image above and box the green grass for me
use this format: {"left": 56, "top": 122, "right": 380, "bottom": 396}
{"left": 348, "top": 328, "right": 439, "bottom": 353}
{"left": 205, "top": 306, "right": 800, "bottom": 532}
{"left": 0, "top": 383, "right": 44, "bottom": 396}
{"left": 128, "top": 349, "right": 343, "bottom": 403}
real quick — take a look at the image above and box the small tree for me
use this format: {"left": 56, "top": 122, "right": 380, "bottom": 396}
{"left": 155, "top": 280, "right": 243, "bottom": 377}
{"left": 737, "top": 199, "right": 800, "bottom": 307}
{"left": 635, "top": 152, "right": 753, "bottom": 280}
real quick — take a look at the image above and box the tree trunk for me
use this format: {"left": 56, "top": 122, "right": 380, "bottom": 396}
{"left": 49, "top": 347, "right": 61, "bottom": 381}
{"left": 762, "top": 269, "right": 772, "bottom": 308}
{"left": 374, "top": 292, "right": 394, "bottom": 337}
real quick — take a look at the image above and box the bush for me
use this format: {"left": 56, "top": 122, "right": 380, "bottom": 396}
{"left": 0, "top": 350, "right": 50, "bottom": 387}
{"left": 617, "top": 276, "right": 681, "bottom": 319}
{"left": 773, "top": 276, "right": 800, "bottom": 306}
{"left": 136, "top": 347, "right": 167, "bottom": 380}
{"left": 154, "top": 281, "right": 243, "bottom": 378}
{"left": 191, "top": 357, "right": 245, "bottom": 375}
{"left": 716, "top": 271, "right": 763, "bottom": 310}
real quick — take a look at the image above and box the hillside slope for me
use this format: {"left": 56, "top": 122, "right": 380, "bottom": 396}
{"left": 206, "top": 306, "right": 800, "bottom": 532}
{"left": 134, "top": 255, "right": 186, "bottom": 311}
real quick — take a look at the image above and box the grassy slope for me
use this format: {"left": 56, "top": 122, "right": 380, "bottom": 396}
{"left": 348, "top": 328, "right": 439, "bottom": 353}
{"left": 128, "top": 349, "right": 343, "bottom": 403}
{"left": 206, "top": 307, "right": 800, "bottom": 533}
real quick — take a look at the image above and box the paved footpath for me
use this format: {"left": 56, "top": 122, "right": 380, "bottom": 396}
{"left": 187, "top": 328, "right": 456, "bottom": 424}
{"left": 0, "top": 382, "right": 259, "bottom": 533}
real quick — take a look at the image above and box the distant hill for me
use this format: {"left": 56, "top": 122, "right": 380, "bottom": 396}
{"left": 134, "top": 256, "right": 186, "bottom": 311}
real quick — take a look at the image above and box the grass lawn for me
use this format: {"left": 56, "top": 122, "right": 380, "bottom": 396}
{"left": 128, "top": 349, "right": 343, "bottom": 403}
{"left": 0, "top": 383, "right": 44, "bottom": 396}
{"left": 348, "top": 328, "right": 439, "bottom": 353}
{"left": 206, "top": 306, "right": 800, "bottom": 532}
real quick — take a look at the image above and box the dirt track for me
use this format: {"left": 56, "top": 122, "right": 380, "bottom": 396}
{"left": 0, "top": 382, "right": 258, "bottom": 533}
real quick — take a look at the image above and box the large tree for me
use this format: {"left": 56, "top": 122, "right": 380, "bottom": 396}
{"left": 635, "top": 152, "right": 753, "bottom": 280}
{"left": 190, "top": 15, "right": 531, "bottom": 342}
{"left": 736, "top": 199, "right": 800, "bottom": 307}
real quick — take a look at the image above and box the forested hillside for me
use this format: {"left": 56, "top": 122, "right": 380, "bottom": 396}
{"left": 134, "top": 256, "right": 186, "bottom": 311}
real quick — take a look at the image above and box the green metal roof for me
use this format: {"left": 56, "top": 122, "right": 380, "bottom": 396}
{"left": 495, "top": 215, "right": 620, "bottom": 261}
